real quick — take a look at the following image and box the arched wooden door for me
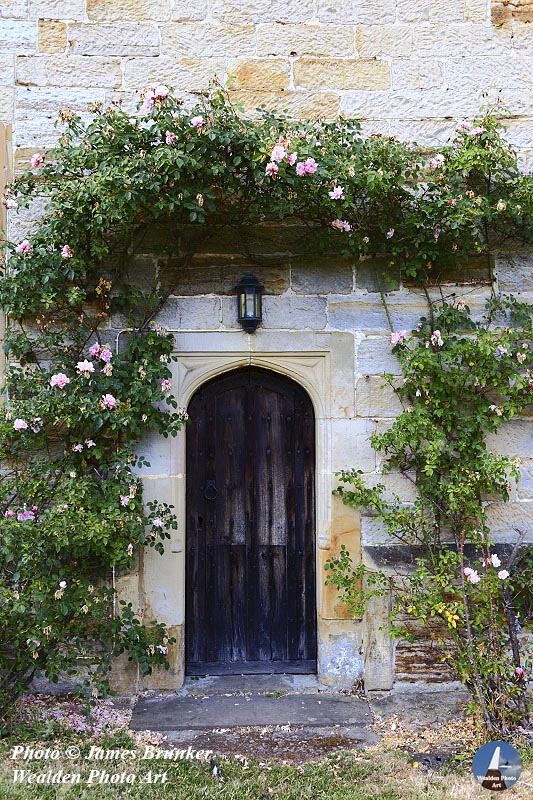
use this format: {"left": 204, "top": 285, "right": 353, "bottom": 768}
{"left": 185, "top": 367, "right": 317, "bottom": 675}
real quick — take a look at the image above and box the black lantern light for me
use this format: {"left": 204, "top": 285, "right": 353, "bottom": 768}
{"left": 235, "top": 273, "right": 263, "bottom": 333}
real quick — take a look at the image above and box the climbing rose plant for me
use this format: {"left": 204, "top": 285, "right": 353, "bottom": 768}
{"left": 1, "top": 85, "right": 533, "bottom": 722}
{"left": 326, "top": 296, "right": 533, "bottom": 735}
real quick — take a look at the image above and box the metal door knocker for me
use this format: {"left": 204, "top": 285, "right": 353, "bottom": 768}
{"left": 204, "top": 480, "right": 217, "bottom": 500}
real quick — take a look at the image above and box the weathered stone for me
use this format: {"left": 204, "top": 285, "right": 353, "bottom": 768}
{"left": 340, "top": 88, "right": 481, "bottom": 120}
{"left": 123, "top": 57, "right": 226, "bottom": 91}
{"left": 68, "top": 24, "right": 160, "bottom": 56}
{"left": 210, "top": 0, "right": 315, "bottom": 23}
{"left": 356, "top": 25, "right": 414, "bottom": 58}
{"left": 162, "top": 23, "right": 255, "bottom": 57}
{"left": 392, "top": 60, "right": 445, "bottom": 91}
{"left": 356, "top": 375, "right": 403, "bottom": 417}
{"left": 318, "top": 628, "right": 364, "bottom": 687}
{"left": 492, "top": 1, "right": 533, "bottom": 25}
{"left": 261, "top": 294, "right": 327, "bottom": 329}
{"left": 0, "top": 0, "right": 28, "bottom": 19}
{"left": 331, "top": 418, "right": 377, "bottom": 472}
{"left": 363, "top": 471, "right": 418, "bottom": 504}
{"left": 388, "top": 119, "right": 457, "bottom": 146}
{"left": 0, "top": 20, "right": 37, "bottom": 52}
{"left": 38, "top": 20, "right": 66, "bottom": 54}
{"left": 327, "top": 294, "right": 428, "bottom": 333}
{"left": 446, "top": 57, "right": 533, "bottom": 92}
{"left": 16, "top": 55, "right": 122, "bottom": 88}
{"left": 494, "top": 251, "right": 533, "bottom": 292}
{"left": 397, "top": 0, "right": 464, "bottom": 23}
{"left": 362, "top": 515, "right": 391, "bottom": 546}
{"left": 486, "top": 420, "right": 533, "bottom": 460}
{"left": 362, "top": 591, "right": 394, "bottom": 690}
{"left": 294, "top": 58, "right": 390, "bottom": 90}
{"left": 160, "top": 258, "right": 290, "bottom": 295}
{"left": 155, "top": 296, "right": 222, "bottom": 330}
{"left": 87, "top": 0, "right": 171, "bottom": 22}
{"left": 320, "top": 501, "right": 361, "bottom": 619}
{"left": 171, "top": 0, "right": 208, "bottom": 20}
{"left": 403, "top": 256, "right": 493, "bottom": 286}
{"left": 257, "top": 23, "right": 355, "bottom": 57}
{"left": 231, "top": 59, "right": 290, "bottom": 90}
{"left": 0, "top": 55, "right": 14, "bottom": 86}
{"left": 317, "top": 0, "right": 396, "bottom": 24}
{"left": 356, "top": 336, "right": 401, "bottom": 375}
{"left": 29, "top": 0, "right": 86, "bottom": 21}
{"left": 485, "top": 502, "right": 533, "bottom": 542}
{"left": 0, "top": 86, "right": 13, "bottom": 122}
{"left": 413, "top": 23, "right": 512, "bottom": 58}
{"left": 229, "top": 89, "right": 340, "bottom": 119}
{"left": 464, "top": 0, "right": 490, "bottom": 22}
{"left": 518, "top": 461, "right": 533, "bottom": 500}
{"left": 355, "top": 257, "right": 401, "bottom": 292}
{"left": 291, "top": 256, "right": 354, "bottom": 294}
{"left": 14, "top": 87, "right": 106, "bottom": 148}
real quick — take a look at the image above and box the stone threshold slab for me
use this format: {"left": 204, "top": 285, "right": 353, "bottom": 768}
{"left": 130, "top": 693, "right": 372, "bottom": 731}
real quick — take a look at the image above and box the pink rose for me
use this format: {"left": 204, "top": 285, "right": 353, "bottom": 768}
{"left": 127, "top": 543, "right": 134, "bottom": 555}
{"left": 431, "top": 330, "right": 443, "bottom": 347}
{"left": 15, "top": 240, "right": 32, "bottom": 255}
{"left": 490, "top": 553, "right": 501, "bottom": 568}
{"left": 328, "top": 186, "right": 345, "bottom": 200}
{"left": 13, "top": 418, "right": 28, "bottom": 431}
{"left": 190, "top": 115, "right": 204, "bottom": 128}
{"left": 143, "top": 87, "right": 155, "bottom": 110}
{"left": 265, "top": 162, "right": 279, "bottom": 177}
{"left": 386, "top": 228, "right": 394, "bottom": 238}
{"left": 161, "top": 379, "right": 172, "bottom": 394}
{"left": 120, "top": 495, "right": 130, "bottom": 507}
{"left": 5, "top": 197, "right": 17, "bottom": 209}
{"left": 165, "top": 130, "right": 176, "bottom": 145}
{"left": 287, "top": 152, "right": 297, "bottom": 166}
{"left": 471, "top": 126, "right": 485, "bottom": 136}
{"left": 498, "top": 570, "right": 509, "bottom": 580}
{"left": 76, "top": 360, "right": 95, "bottom": 375}
{"left": 429, "top": 153, "right": 445, "bottom": 169}
{"left": 4, "top": 510, "right": 14, "bottom": 518}
{"left": 85, "top": 439, "right": 96, "bottom": 447}
{"left": 153, "top": 84, "right": 169, "bottom": 99}
{"left": 50, "top": 372, "right": 70, "bottom": 389}
{"left": 72, "top": 443, "right": 83, "bottom": 452}
{"left": 99, "top": 347, "right": 112, "bottom": 363}
{"left": 61, "top": 245, "right": 72, "bottom": 259}
{"left": 515, "top": 667, "right": 524, "bottom": 676}
{"left": 331, "top": 219, "right": 351, "bottom": 232}
{"left": 30, "top": 153, "right": 45, "bottom": 168}
{"left": 101, "top": 393, "right": 117, "bottom": 409}
{"left": 390, "top": 331, "right": 407, "bottom": 346}
{"left": 295, "top": 162, "right": 306, "bottom": 176}
{"left": 270, "top": 145, "right": 286, "bottom": 163}
{"left": 303, "top": 157, "right": 318, "bottom": 174}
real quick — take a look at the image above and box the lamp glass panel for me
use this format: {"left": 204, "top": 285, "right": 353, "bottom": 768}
{"left": 245, "top": 291, "right": 255, "bottom": 317}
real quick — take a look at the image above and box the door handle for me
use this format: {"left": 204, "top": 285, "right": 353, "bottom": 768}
{"left": 204, "top": 480, "right": 217, "bottom": 500}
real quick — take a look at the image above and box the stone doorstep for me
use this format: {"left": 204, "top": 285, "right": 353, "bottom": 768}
{"left": 130, "top": 693, "right": 372, "bottom": 731}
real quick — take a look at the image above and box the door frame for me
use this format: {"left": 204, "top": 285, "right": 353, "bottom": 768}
{"left": 133, "top": 330, "right": 387, "bottom": 690}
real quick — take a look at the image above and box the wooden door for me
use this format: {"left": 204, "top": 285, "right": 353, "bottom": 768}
{"left": 185, "top": 367, "right": 317, "bottom": 675}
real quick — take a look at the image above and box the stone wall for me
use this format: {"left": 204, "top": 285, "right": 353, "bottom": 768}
{"left": 2, "top": 1, "right": 533, "bottom": 691}
{"left": 1, "top": 1, "right": 533, "bottom": 171}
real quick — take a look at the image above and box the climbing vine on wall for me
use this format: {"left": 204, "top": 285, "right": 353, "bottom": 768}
{"left": 1, "top": 84, "right": 533, "bottom": 723}
{"left": 326, "top": 296, "right": 533, "bottom": 735}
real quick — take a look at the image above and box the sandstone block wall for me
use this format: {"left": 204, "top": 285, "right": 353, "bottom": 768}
{"left": 0, "top": 1, "right": 532, "bottom": 168}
